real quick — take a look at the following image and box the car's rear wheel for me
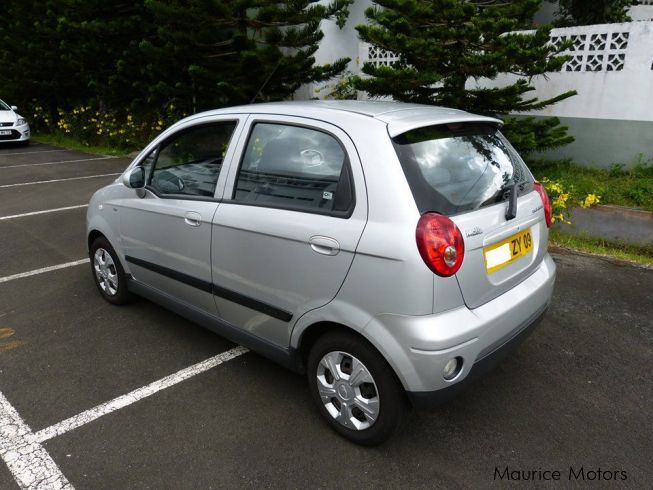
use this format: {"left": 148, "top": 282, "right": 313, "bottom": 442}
{"left": 90, "top": 236, "right": 132, "bottom": 305}
{"left": 306, "top": 331, "right": 408, "bottom": 445}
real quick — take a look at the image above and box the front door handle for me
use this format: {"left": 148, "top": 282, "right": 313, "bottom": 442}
{"left": 184, "top": 211, "right": 202, "bottom": 227}
{"left": 309, "top": 236, "right": 340, "bottom": 256}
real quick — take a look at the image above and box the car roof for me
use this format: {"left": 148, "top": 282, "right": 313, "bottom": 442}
{"left": 192, "top": 101, "right": 503, "bottom": 137}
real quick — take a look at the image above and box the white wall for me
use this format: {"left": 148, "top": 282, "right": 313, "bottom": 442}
{"left": 534, "top": 1, "right": 559, "bottom": 25}
{"left": 305, "top": 0, "right": 373, "bottom": 98}
{"left": 536, "top": 2, "right": 653, "bottom": 23}
{"left": 482, "top": 21, "right": 653, "bottom": 123}
{"left": 479, "top": 21, "right": 653, "bottom": 166}
{"left": 306, "top": 3, "right": 653, "bottom": 166}
{"left": 630, "top": 4, "right": 653, "bottom": 21}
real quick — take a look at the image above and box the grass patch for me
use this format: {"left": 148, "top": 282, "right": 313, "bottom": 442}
{"left": 550, "top": 229, "right": 653, "bottom": 267}
{"left": 529, "top": 157, "right": 653, "bottom": 212}
{"left": 32, "top": 133, "right": 135, "bottom": 157}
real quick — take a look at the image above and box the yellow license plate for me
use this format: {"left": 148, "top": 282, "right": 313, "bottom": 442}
{"left": 484, "top": 228, "right": 533, "bottom": 274}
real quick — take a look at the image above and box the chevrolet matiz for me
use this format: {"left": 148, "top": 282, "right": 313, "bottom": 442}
{"left": 86, "top": 101, "right": 556, "bottom": 445}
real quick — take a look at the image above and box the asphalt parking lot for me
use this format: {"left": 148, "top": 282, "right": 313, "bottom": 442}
{"left": 0, "top": 142, "right": 652, "bottom": 489}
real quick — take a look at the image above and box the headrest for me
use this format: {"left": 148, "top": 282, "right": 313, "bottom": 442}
{"left": 258, "top": 137, "right": 302, "bottom": 174}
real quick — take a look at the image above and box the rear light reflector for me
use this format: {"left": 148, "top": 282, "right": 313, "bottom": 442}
{"left": 534, "top": 182, "right": 552, "bottom": 228}
{"left": 416, "top": 213, "right": 465, "bottom": 277}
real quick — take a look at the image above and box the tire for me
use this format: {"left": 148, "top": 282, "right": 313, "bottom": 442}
{"left": 306, "top": 331, "right": 408, "bottom": 445}
{"left": 89, "top": 236, "right": 132, "bottom": 305}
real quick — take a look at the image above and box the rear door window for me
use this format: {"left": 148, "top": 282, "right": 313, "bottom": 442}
{"left": 233, "top": 123, "right": 354, "bottom": 215}
{"left": 392, "top": 123, "right": 534, "bottom": 215}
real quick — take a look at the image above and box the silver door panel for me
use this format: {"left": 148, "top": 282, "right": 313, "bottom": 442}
{"left": 117, "top": 115, "right": 247, "bottom": 316}
{"left": 119, "top": 195, "right": 219, "bottom": 314}
{"left": 211, "top": 205, "right": 366, "bottom": 346}
{"left": 212, "top": 115, "right": 368, "bottom": 347}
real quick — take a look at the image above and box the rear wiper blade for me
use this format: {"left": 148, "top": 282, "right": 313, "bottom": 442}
{"left": 505, "top": 182, "right": 518, "bottom": 221}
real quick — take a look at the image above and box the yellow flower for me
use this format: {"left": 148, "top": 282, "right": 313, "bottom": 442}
{"left": 580, "top": 194, "right": 601, "bottom": 208}
{"left": 554, "top": 193, "right": 570, "bottom": 208}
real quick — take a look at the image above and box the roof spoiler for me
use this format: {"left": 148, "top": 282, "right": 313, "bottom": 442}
{"left": 380, "top": 109, "right": 503, "bottom": 138}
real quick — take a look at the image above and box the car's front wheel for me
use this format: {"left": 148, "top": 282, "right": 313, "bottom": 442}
{"left": 90, "top": 236, "right": 132, "bottom": 305}
{"left": 306, "top": 331, "right": 408, "bottom": 445}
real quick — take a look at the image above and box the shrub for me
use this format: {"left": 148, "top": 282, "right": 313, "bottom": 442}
{"left": 33, "top": 103, "right": 187, "bottom": 150}
{"left": 539, "top": 177, "right": 601, "bottom": 225}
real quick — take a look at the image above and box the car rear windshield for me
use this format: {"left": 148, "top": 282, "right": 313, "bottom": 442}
{"left": 392, "top": 123, "right": 534, "bottom": 215}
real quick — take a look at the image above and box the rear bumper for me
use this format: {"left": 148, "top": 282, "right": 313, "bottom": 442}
{"left": 407, "top": 305, "right": 546, "bottom": 408}
{"left": 364, "top": 254, "right": 556, "bottom": 398}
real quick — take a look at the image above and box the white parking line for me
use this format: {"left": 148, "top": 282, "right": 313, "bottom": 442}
{"left": 0, "top": 156, "right": 115, "bottom": 169}
{"left": 34, "top": 346, "right": 249, "bottom": 442}
{"left": 0, "top": 204, "right": 89, "bottom": 221}
{"left": 0, "top": 149, "right": 68, "bottom": 157}
{"left": 0, "top": 391, "right": 73, "bottom": 489}
{"left": 0, "top": 173, "right": 120, "bottom": 189}
{"left": 0, "top": 259, "right": 89, "bottom": 284}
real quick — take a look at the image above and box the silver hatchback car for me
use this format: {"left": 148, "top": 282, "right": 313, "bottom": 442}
{"left": 87, "top": 101, "right": 555, "bottom": 445}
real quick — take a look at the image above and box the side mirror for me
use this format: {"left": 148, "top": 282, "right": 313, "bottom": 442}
{"left": 122, "top": 166, "right": 145, "bottom": 189}
{"left": 10, "top": 106, "right": 18, "bottom": 111}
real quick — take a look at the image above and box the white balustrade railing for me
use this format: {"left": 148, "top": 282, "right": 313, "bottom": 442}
{"left": 359, "top": 21, "right": 650, "bottom": 73}
{"left": 551, "top": 26, "right": 633, "bottom": 72}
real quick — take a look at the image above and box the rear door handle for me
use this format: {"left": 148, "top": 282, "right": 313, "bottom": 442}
{"left": 309, "top": 236, "right": 340, "bottom": 256}
{"left": 184, "top": 211, "right": 202, "bottom": 227}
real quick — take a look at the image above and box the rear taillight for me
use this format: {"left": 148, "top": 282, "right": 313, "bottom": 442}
{"left": 534, "top": 182, "right": 552, "bottom": 228}
{"left": 416, "top": 213, "right": 465, "bottom": 277}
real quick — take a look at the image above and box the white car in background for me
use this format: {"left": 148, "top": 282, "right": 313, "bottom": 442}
{"left": 0, "top": 99, "right": 30, "bottom": 144}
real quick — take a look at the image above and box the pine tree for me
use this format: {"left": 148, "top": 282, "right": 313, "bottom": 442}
{"left": 135, "top": 0, "right": 352, "bottom": 114}
{"left": 354, "top": 0, "right": 577, "bottom": 155}
{"left": 0, "top": 0, "right": 352, "bottom": 118}
{"left": 554, "top": 0, "right": 637, "bottom": 26}
{"left": 58, "top": 1, "right": 147, "bottom": 109}
{"left": 0, "top": 1, "right": 80, "bottom": 116}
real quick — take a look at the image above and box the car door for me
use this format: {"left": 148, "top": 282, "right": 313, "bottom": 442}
{"left": 211, "top": 115, "right": 368, "bottom": 348}
{"left": 119, "top": 117, "right": 244, "bottom": 315}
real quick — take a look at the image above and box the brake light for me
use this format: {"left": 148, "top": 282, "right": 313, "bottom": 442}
{"left": 416, "top": 213, "right": 465, "bottom": 277}
{"left": 534, "top": 182, "right": 552, "bottom": 228}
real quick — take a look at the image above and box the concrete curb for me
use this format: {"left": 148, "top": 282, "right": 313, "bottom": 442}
{"left": 559, "top": 204, "right": 653, "bottom": 248}
{"left": 549, "top": 245, "right": 653, "bottom": 271}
